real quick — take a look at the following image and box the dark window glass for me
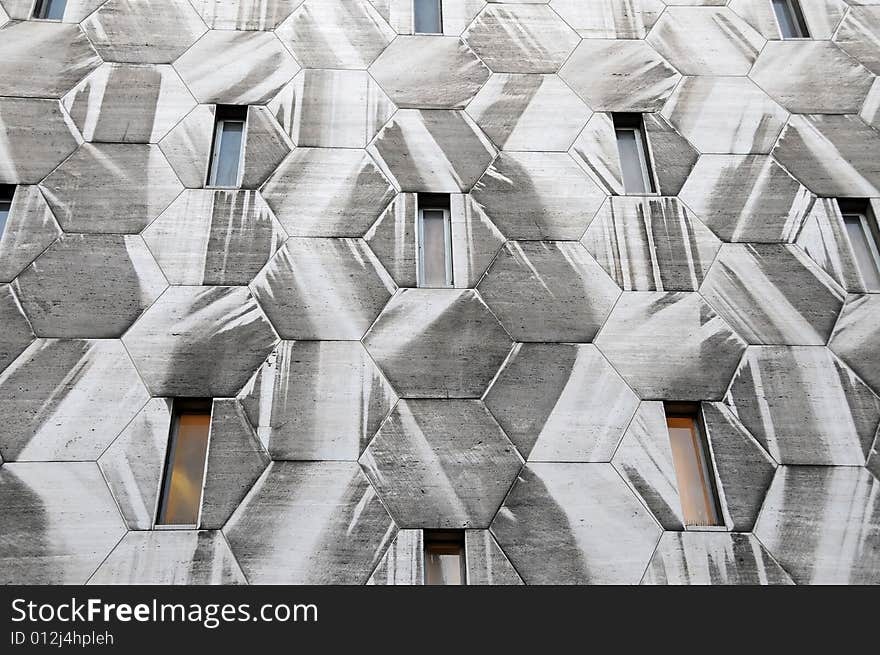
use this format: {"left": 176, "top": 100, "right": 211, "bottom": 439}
{"left": 417, "top": 193, "right": 453, "bottom": 288}
{"left": 414, "top": 0, "right": 442, "bottom": 34}
{"left": 772, "top": 0, "right": 809, "bottom": 39}
{"left": 156, "top": 399, "right": 212, "bottom": 526}
{"left": 613, "top": 114, "right": 655, "bottom": 195}
{"left": 424, "top": 530, "right": 465, "bottom": 585}
{"left": 0, "top": 186, "right": 14, "bottom": 238}
{"left": 208, "top": 106, "right": 247, "bottom": 188}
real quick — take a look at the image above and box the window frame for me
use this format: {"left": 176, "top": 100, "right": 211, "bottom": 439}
{"left": 423, "top": 530, "right": 467, "bottom": 585}
{"left": 206, "top": 107, "right": 248, "bottom": 189}
{"left": 32, "top": 0, "right": 67, "bottom": 20}
{"left": 612, "top": 114, "right": 657, "bottom": 196}
{"left": 413, "top": 0, "right": 443, "bottom": 35}
{"left": 839, "top": 203, "right": 880, "bottom": 291}
{"left": 154, "top": 398, "right": 213, "bottom": 530}
{"left": 771, "top": 0, "right": 810, "bottom": 40}
{"left": 416, "top": 200, "right": 454, "bottom": 289}
{"left": 0, "top": 185, "right": 15, "bottom": 239}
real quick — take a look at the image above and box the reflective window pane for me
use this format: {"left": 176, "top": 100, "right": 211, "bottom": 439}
{"left": 35, "top": 0, "right": 67, "bottom": 19}
{"left": 210, "top": 120, "right": 244, "bottom": 187}
{"left": 666, "top": 413, "right": 721, "bottom": 527}
{"left": 843, "top": 213, "right": 880, "bottom": 291}
{"left": 0, "top": 201, "right": 11, "bottom": 238}
{"left": 419, "top": 208, "right": 452, "bottom": 288}
{"left": 414, "top": 0, "right": 442, "bottom": 34}
{"left": 772, "top": 0, "right": 809, "bottom": 39}
{"left": 424, "top": 531, "right": 465, "bottom": 585}
{"left": 616, "top": 127, "right": 651, "bottom": 194}
{"left": 157, "top": 403, "right": 211, "bottom": 526}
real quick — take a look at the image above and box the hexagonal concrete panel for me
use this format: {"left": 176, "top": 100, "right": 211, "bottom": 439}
{"left": 224, "top": 461, "right": 396, "bottom": 584}
{"left": 596, "top": 292, "right": 747, "bottom": 400}
{"left": 0, "top": 462, "right": 126, "bottom": 584}
{"left": 370, "top": 0, "right": 486, "bottom": 36}
{"left": 463, "top": 3, "right": 579, "bottom": 73}
{"left": 251, "top": 237, "right": 395, "bottom": 340}
{"left": 192, "top": 0, "right": 303, "bottom": 29}
{"left": 551, "top": 0, "right": 664, "bottom": 39}
{"left": 0, "top": 186, "right": 62, "bottom": 283}
{"left": 679, "top": 155, "right": 813, "bottom": 243}
{"left": 0, "top": 21, "right": 101, "bottom": 99}
{"left": 830, "top": 294, "right": 880, "bottom": 397}
{"left": 0, "top": 339, "right": 150, "bottom": 461}
{"left": 560, "top": 39, "right": 680, "bottom": 113}
{"left": 362, "top": 288, "right": 513, "bottom": 398}
{"left": 175, "top": 30, "right": 300, "bottom": 105}
{"left": 727, "top": 347, "right": 880, "bottom": 465}
{"left": 0, "top": 98, "right": 80, "bottom": 185}
{"left": 240, "top": 340, "right": 397, "bottom": 460}
{"left": 772, "top": 114, "right": 880, "bottom": 198}
{"left": 754, "top": 466, "right": 880, "bottom": 584}
{"left": 269, "top": 70, "right": 395, "bottom": 148}
{"left": 484, "top": 343, "right": 639, "bottom": 462}
{"left": 833, "top": 6, "right": 880, "bottom": 76}
{"left": 15, "top": 234, "right": 168, "bottom": 338}
{"left": 143, "top": 190, "right": 286, "bottom": 286}
{"left": 490, "top": 463, "right": 661, "bottom": 584}
{"left": 369, "top": 109, "right": 496, "bottom": 192}
{"left": 261, "top": 147, "right": 395, "bottom": 236}
{"left": 0, "top": 285, "right": 33, "bottom": 374}
{"left": 360, "top": 399, "right": 522, "bottom": 528}
{"left": 470, "top": 152, "right": 606, "bottom": 240}
{"left": 478, "top": 241, "right": 621, "bottom": 343}
{"left": 662, "top": 76, "right": 788, "bottom": 155}
{"left": 465, "top": 73, "right": 591, "bottom": 152}
{"left": 82, "top": 0, "right": 208, "bottom": 64}
{"left": 370, "top": 36, "right": 489, "bottom": 109}
{"left": 276, "top": 0, "right": 395, "bottom": 69}
{"left": 729, "top": 0, "right": 847, "bottom": 41}
{"left": 647, "top": 6, "right": 765, "bottom": 76}
{"left": 582, "top": 196, "right": 721, "bottom": 291}
{"left": 40, "top": 143, "right": 183, "bottom": 234}
{"left": 1, "top": 0, "right": 105, "bottom": 23}
{"left": 62, "top": 63, "right": 197, "bottom": 143}
{"left": 122, "top": 286, "right": 278, "bottom": 397}
{"left": 750, "top": 41, "right": 874, "bottom": 114}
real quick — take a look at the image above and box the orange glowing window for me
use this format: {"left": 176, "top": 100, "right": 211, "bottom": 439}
{"left": 665, "top": 403, "right": 722, "bottom": 528}
{"left": 156, "top": 399, "right": 212, "bottom": 526}
{"left": 424, "top": 530, "right": 466, "bottom": 585}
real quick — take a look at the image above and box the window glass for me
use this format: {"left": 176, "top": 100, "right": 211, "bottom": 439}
{"left": 35, "top": 0, "right": 67, "bottom": 19}
{"left": 157, "top": 401, "right": 211, "bottom": 526}
{"left": 0, "top": 188, "right": 12, "bottom": 238}
{"left": 414, "top": 0, "right": 442, "bottom": 34}
{"left": 843, "top": 213, "right": 880, "bottom": 290}
{"left": 424, "top": 531, "right": 465, "bottom": 585}
{"left": 772, "top": 0, "right": 809, "bottom": 39}
{"left": 615, "top": 127, "right": 650, "bottom": 194}
{"left": 666, "top": 411, "right": 721, "bottom": 527}
{"left": 210, "top": 120, "right": 244, "bottom": 188}
{"left": 419, "top": 209, "right": 451, "bottom": 288}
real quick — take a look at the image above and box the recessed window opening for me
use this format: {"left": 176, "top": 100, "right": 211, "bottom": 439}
{"left": 0, "top": 185, "right": 14, "bottom": 238}
{"left": 664, "top": 402, "right": 722, "bottom": 528}
{"left": 772, "top": 0, "right": 810, "bottom": 39}
{"left": 33, "top": 0, "right": 67, "bottom": 20}
{"left": 838, "top": 199, "right": 880, "bottom": 291}
{"left": 414, "top": 0, "right": 443, "bottom": 34}
{"left": 417, "top": 193, "right": 453, "bottom": 288}
{"left": 207, "top": 105, "right": 247, "bottom": 188}
{"left": 424, "top": 530, "right": 466, "bottom": 585}
{"left": 613, "top": 113, "right": 656, "bottom": 195}
{"left": 156, "top": 398, "right": 212, "bottom": 527}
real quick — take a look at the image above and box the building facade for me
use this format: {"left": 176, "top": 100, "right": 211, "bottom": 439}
{"left": 1, "top": 0, "right": 879, "bottom": 585}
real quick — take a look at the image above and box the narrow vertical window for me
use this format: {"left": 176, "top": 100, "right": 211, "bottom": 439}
{"left": 613, "top": 114, "right": 656, "bottom": 195}
{"left": 417, "top": 193, "right": 453, "bottom": 288}
{"left": 33, "top": 0, "right": 67, "bottom": 19}
{"left": 0, "top": 186, "right": 14, "bottom": 238}
{"left": 664, "top": 403, "right": 722, "bottom": 528}
{"left": 414, "top": 0, "right": 442, "bottom": 34}
{"left": 839, "top": 200, "right": 880, "bottom": 291}
{"left": 156, "top": 399, "right": 212, "bottom": 527}
{"left": 772, "top": 0, "right": 809, "bottom": 39}
{"left": 424, "top": 530, "right": 466, "bottom": 585}
{"left": 207, "top": 105, "right": 247, "bottom": 188}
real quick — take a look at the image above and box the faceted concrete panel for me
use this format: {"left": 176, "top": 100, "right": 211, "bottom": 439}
{"left": 0, "top": 463, "right": 126, "bottom": 584}
{"left": 0, "top": 187, "right": 60, "bottom": 284}
{"left": 89, "top": 531, "right": 246, "bottom": 585}
{"left": 726, "top": 347, "right": 880, "bottom": 465}
{"left": 15, "top": 234, "right": 168, "bottom": 339}
{"left": 193, "top": 0, "right": 304, "bottom": 30}
{"left": 647, "top": 7, "right": 765, "bottom": 76}
{"left": 582, "top": 196, "right": 721, "bottom": 291}
{"left": 0, "top": 340, "right": 150, "bottom": 462}
{"left": 700, "top": 244, "right": 845, "bottom": 346}
{"left": 596, "top": 292, "right": 747, "bottom": 400}
{"left": 750, "top": 41, "right": 874, "bottom": 114}
{"left": 560, "top": 40, "right": 680, "bottom": 113}
{"left": 360, "top": 399, "right": 523, "bottom": 528}
{"left": 143, "top": 190, "right": 286, "bottom": 286}
{"left": 363, "top": 289, "right": 513, "bottom": 398}
{"left": 261, "top": 147, "right": 395, "bottom": 237}
{"left": 471, "top": 152, "right": 606, "bottom": 241}
{"left": 550, "top": 0, "right": 664, "bottom": 38}
{"left": 730, "top": 0, "right": 847, "bottom": 40}
{"left": 0, "top": 285, "right": 33, "bottom": 374}
{"left": 40, "top": 143, "right": 183, "bottom": 234}
{"left": 662, "top": 76, "right": 788, "bottom": 155}
{"left": 490, "top": 463, "right": 661, "bottom": 584}
{"left": 477, "top": 241, "right": 621, "bottom": 343}
{"left": 82, "top": 0, "right": 208, "bottom": 64}
{"left": 463, "top": 4, "right": 579, "bottom": 73}
{"left": 465, "top": 73, "right": 591, "bottom": 152}
{"left": 370, "top": 36, "right": 489, "bottom": 109}
{"left": 277, "top": 0, "right": 395, "bottom": 70}
{"left": 368, "top": 109, "right": 497, "bottom": 193}
{"left": 0, "top": 98, "right": 80, "bottom": 185}
{"left": 834, "top": 6, "right": 880, "bottom": 76}
{"left": 269, "top": 70, "right": 395, "bottom": 148}
{"left": 224, "top": 461, "right": 396, "bottom": 584}
{"left": 367, "top": 529, "right": 422, "bottom": 585}
{"left": 465, "top": 530, "right": 524, "bottom": 585}
{"left": 642, "top": 532, "right": 794, "bottom": 585}
{"left": 830, "top": 295, "right": 880, "bottom": 397}
{"left": 370, "top": 0, "right": 485, "bottom": 36}
{"left": 0, "top": 21, "right": 101, "bottom": 99}
{"left": 772, "top": 114, "right": 880, "bottom": 198}
{"left": 484, "top": 343, "right": 639, "bottom": 462}
{"left": 640, "top": 113, "right": 700, "bottom": 197}
{"left": 679, "top": 155, "right": 812, "bottom": 243}
{"left": 122, "top": 286, "right": 278, "bottom": 397}
{"left": 251, "top": 237, "right": 395, "bottom": 340}
{"left": 62, "top": 63, "right": 197, "bottom": 144}
{"left": 175, "top": 30, "right": 300, "bottom": 106}
{"left": 754, "top": 466, "right": 880, "bottom": 584}
{"left": 239, "top": 341, "right": 397, "bottom": 460}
